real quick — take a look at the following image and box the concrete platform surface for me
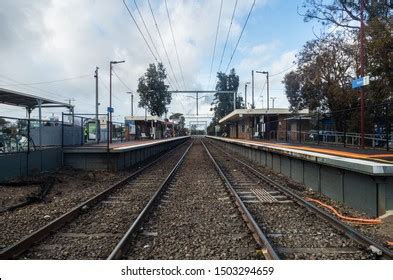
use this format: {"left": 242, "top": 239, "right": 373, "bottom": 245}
{"left": 64, "top": 136, "right": 190, "bottom": 153}
{"left": 207, "top": 136, "right": 393, "bottom": 176}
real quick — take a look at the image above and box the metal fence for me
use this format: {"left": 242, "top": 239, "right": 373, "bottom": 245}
{"left": 0, "top": 115, "right": 63, "bottom": 153}
{"left": 0, "top": 113, "right": 128, "bottom": 154}
{"left": 256, "top": 102, "right": 392, "bottom": 151}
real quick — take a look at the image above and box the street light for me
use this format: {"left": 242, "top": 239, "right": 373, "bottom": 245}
{"left": 244, "top": 82, "right": 251, "bottom": 109}
{"left": 109, "top": 60, "right": 125, "bottom": 143}
{"left": 126, "top": 91, "right": 133, "bottom": 117}
{"left": 256, "top": 71, "right": 269, "bottom": 110}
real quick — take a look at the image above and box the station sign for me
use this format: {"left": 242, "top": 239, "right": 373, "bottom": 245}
{"left": 352, "top": 76, "right": 370, "bottom": 89}
{"left": 107, "top": 107, "right": 114, "bottom": 113}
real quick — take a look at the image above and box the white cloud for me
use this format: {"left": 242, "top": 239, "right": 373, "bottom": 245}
{"left": 0, "top": 0, "right": 290, "bottom": 124}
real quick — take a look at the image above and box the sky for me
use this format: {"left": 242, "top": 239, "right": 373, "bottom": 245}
{"left": 0, "top": 0, "right": 323, "bottom": 125}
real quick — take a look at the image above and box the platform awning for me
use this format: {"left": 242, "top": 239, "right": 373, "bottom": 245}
{"left": 0, "top": 87, "right": 72, "bottom": 109}
{"left": 219, "top": 108, "right": 309, "bottom": 124}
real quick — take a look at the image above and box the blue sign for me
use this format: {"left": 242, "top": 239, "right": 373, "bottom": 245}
{"left": 107, "top": 107, "right": 114, "bottom": 113}
{"left": 352, "top": 76, "right": 370, "bottom": 89}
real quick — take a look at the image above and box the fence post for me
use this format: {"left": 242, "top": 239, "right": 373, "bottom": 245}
{"left": 285, "top": 119, "right": 288, "bottom": 143}
{"left": 343, "top": 111, "right": 347, "bottom": 148}
{"left": 27, "top": 118, "right": 31, "bottom": 152}
{"left": 61, "top": 113, "right": 64, "bottom": 148}
{"left": 107, "top": 113, "right": 110, "bottom": 152}
{"left": 299, "top": 116, "right": 302, "bottom": 144}
{"left": 317, "top": 113, "right": 320, "bottom": 145}
{"left": 81, "top": 117, "right": 84, "bottom": 146}
{"left": 386, "top": 104, "right": 390, "bottom": 151}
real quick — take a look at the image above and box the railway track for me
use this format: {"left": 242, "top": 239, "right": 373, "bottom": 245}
{"left": 0, "top": 140, "right": 192, "bottom": 260}
{"left": 203, "top": 139, "right": 393, "bottom": 260}
{"left": 108, "top": 139, "right": 262, "bottom": 260}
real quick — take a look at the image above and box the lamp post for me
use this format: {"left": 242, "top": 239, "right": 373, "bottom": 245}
{"left": 244, "top": 82, "right": 250, "bottom": 109}
{"left": 256, "top": 71, "right": 269, "bottom": 110}
{"left": 126, "top": 91, "right": 133, "bottom": 117}
{"left": 109, "top": 60, "right": 125, "bottom": 143}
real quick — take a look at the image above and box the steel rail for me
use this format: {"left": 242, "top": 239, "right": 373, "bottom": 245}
{"left": 201, "top": 140, "right": 280, "bottom": 260}
{"left": 108, "top": 141, "right": 194, "bottom": 259}
{"left": 0, "top": 140, "right": 190, "bottom": 260}
{"left": 207, "top": 139, "right": 393, "bottom": 260}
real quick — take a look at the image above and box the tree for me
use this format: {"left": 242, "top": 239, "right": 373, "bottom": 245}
{"left": 298, "top": 0, "right": 393, "bottom": 105}
{"left": 169, "top": 112, "right": 187, "bottom": 136}
{"left": 299, "top": 0, "right": 392, "bottom": 29}
{"left": 283, "top": 32, "right": 358, "bottom": 113}
{"left": 207, "top": 69, "right": 242, "bottom": 135}
{"left": 137, "top": 63, "right": 171, "bottom": 117}
{"left": 210, "top": 69, "right": 242, "bottom": 121}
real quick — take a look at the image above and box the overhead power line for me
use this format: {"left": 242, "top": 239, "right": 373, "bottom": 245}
{"left": 112, "top": 69, "right": 133, "bottom": 92}
{"left": 122, "top": 0, "right": 159, "bottom": 63}
{"left": 0, "top": 74, "right": 90, "bottom": 87}
{"left": 224, "top": 0, "right": 256, "bottom": 73}
{"left": 133, "top": 0, "right": 163, "bottom": 63}
{"left": 122, "top": 0, "right": 174, "bottom": 89}
{"left": 269, "top": 64, "right": 296, "bottom": 77}
{"left": 208, "top": 0, "right": 223, "bottom": 89}
{"left": 147, "top": 0, "right": 181, "bottom": 90}
{"left": 164, "top": 0, "right": 186, "bottom": 90}
{"left": 218, "top": 0, "right": 238, "bottom": 73}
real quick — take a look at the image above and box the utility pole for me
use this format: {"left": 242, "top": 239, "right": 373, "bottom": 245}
{"left": 196, "top": 92, "right": 199, "bottom": 115}
{"left": 109, "top": 60, "right": 125, "bottom": 143}
{"left": 359, "top": 0, "right": 365, "bottom": 148}
{"left": 256, "top": 71, "right": 269, "bottom": 110}
{"left": 95, "top": 67, "right": 99, "bottom": 120}
{"left": 94, "top": 67, "right": 100, "bottom": 143}
{"left": 270, "top": 97, "right": 277, "bottom": 109}
{"left": 244, "top": 82, "right": 249, "bottom": 109}
{"left": 251, "top": 70, "right": 255, "bottom": 108}
{"left": 127, "top": 91, "right": 133, "bottom": 117}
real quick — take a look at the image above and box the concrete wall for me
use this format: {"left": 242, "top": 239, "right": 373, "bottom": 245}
{"left": 208, "top": 137, "right": 393, "bottom": 217}
{"left": 0, "top": 148, "right": 62, "bottom": 182}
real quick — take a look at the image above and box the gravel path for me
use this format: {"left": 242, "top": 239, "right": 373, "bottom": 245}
{"left": 205, "top": 140, "right": 374, "bottom": 260}
{"left": 126, "top": 140, "right": 260, "bottom": 260}
{"left": 20, "top": 142, "right": 191, "bottom": 259}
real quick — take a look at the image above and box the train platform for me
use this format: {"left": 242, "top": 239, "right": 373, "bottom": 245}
{"left": 222, "top": 139, "right": 393, "bottom": 164}
{"left": 207, "top": 136, "right": 393, "bottom": 216}
{"left": 63, "top": 137, "right": 189, "bottom": 153}
{"left": 63, "top": 136, "right": 190, "bottom": 170}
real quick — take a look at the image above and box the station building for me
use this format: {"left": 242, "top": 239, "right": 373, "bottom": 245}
{"left": 219, "top": 108, "right": 309, "bottom": 141}
{"left": 124, "top": 116, "right": 176, "bottom": 140}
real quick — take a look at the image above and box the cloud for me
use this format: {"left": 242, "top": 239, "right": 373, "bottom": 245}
{"left": 0, "top": 0, "right": 290, "bottom": 124}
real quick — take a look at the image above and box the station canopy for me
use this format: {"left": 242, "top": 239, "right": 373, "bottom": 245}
{"left": 219, "top": 108, "right": 309, "bottom": 124}
{"left": 0, "top": 87, "right": 72, "bottom": 110}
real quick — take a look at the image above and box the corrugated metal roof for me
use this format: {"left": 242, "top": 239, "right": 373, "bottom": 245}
{"left": 0, "top": 87, "right": 72, "bottom": 109}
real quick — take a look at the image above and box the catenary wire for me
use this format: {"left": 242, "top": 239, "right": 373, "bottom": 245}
{"left": 208, "top": 0, "right": 224, "bottom": 89}
{"left": 218, "top": 0, "right": 238, "bottom": 73}
{"left": 224, "top": 0, "right": 256, "bottom": 73}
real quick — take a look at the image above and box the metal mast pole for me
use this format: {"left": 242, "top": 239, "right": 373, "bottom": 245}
{"left": 95, "top": 67, "right": 100, "bottom": 143}
{"left": 266, "top": 71, "right": 270, "bottom": 110}
{"left": 109, "top": 62, "right": 113, "bottom": 143}
{"left": 360, "top": 0, "right": 365, "bottom": 148}
{"left": 245, "top": 83, "right": 248, "bottom": 108}
{"left": 252, "top": 70, "right": 255, "bottom": 108}
{"left": 196, "top": 92, "right": 199, "bottom": 115}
